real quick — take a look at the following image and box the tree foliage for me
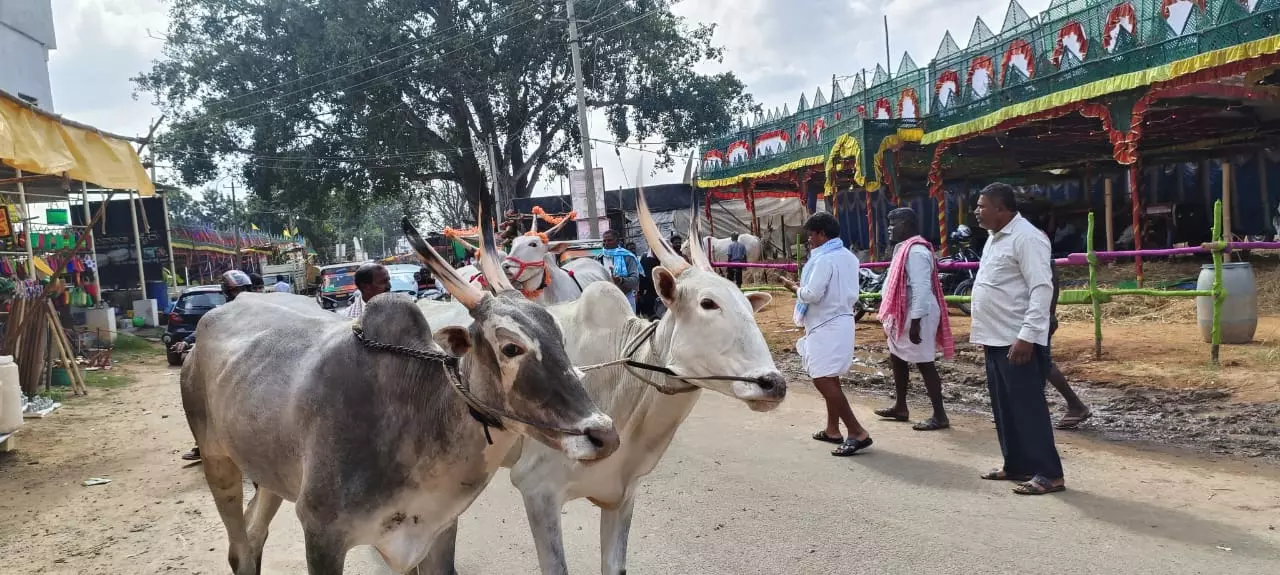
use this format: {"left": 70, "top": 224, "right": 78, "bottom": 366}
{"left": 136, "top": 0, "right": 755, "bottom": 238}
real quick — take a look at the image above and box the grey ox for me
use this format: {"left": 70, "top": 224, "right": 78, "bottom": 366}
{"left": 417, "top": 187, "right": 787, "bottom": 575}
{"left": 181, "top": 214, "right": 619, "bottom": 575}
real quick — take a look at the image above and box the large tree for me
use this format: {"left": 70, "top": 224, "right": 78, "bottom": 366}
{"left": 136, "top": 0, "right": 754, "bottom": 228}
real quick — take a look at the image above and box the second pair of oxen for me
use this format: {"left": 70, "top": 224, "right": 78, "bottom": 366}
{"left": 411, "top": 189, "right": 786, "bottom": 575}
{"left": 181, "top": 206, "right": 620, "bottom": 574}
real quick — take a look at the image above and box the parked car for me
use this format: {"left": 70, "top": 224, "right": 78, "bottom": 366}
{"left": 162, "top": 285, "right": 226, "bottom": 366}
{"left": 386, "top": 264, "right": 423, "bottom": 298}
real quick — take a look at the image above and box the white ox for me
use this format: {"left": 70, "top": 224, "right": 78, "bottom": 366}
{"left": 681, "top": 233, "right": 763, "bottom": 263}
{"left": 501, "top": 215, "right": 611, "bottom": 305}
{"left": 417, "top": 188, "right": 786, "bottom": 575}
{"left": 182, "top": 215, "right": 619, "bottom": 575}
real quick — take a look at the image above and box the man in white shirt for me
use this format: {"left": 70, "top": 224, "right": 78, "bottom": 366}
{"left": 345, "top": 264, "right": 390, "bottom": 320}
{"left": 971, "top": 183, "right": 1064, "bottom": 495}
{"left": 781, "top": 212, "right": 871, "bottom": 456}
{"left": 272, "top": 275, "right": 292, "bottom": 293}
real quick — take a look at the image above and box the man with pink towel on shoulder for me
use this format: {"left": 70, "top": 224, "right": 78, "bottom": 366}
{"left": 874, "top": 207, "right": 956, "bottom": 431}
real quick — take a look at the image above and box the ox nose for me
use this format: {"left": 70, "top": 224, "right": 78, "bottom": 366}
{"left": 584, "top": 424, "right": 620, "bottom": 460}
{"left": 756, "top": 372, "right": 788, "bottom": 398}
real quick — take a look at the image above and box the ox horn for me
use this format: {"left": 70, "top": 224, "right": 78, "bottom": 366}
{"left": 476, "top": 200, "right": 517, "bottom": 294}
{"left": 529, "top": 212, "right": 539, "bottom": 234}
{"left": 685, "top": 205, "right": 713, "bottom": 272}
{"left": 402, "top": 217, "right": 484, "bottom": 309}
{"left": 544, "top": 210, "right": 573, "bottom": 236}
{"left": 635, "top": 168, "right": 689, "bottom": 275}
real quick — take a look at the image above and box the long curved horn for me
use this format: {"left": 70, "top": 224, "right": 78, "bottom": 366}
{"left": 477, "top": 193, "right": 517, "bottom": 294}
{"left": 454, "top": 235, "right": 480, "bottom": 252}
{"left": 402, "top": 217, "right": 484, "bottom": 309}
{"left": 686, "top": 208, "right": 713, "bottom": 272}
{"left": 530, "top": 213, "right": 539, "bottom": 234}
{"left": 544, "top": 211, "right": 573, "bottom": 236}
{"left": 635, "top": 171, "right": 689, "bottom": 275}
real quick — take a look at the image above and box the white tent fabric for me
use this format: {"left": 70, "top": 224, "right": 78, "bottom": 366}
{"left": 620, "top": 196, "right": 808, "bottom": 261}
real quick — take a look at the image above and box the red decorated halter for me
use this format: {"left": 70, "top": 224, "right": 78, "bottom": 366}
{"left": 503, "top": 255, "right": 550, "bottom": 299}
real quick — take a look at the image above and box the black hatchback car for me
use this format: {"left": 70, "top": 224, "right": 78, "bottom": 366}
{"left": 163, "top": 285, "right": 226, "bottom": 366}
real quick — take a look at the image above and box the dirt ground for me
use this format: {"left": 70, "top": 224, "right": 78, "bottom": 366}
{"left": 756, "top": 286, "right": 1280, "bottom": 462}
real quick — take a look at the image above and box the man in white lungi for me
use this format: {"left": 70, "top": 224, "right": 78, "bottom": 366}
{"left": 873, "top": 208, "right": 956, "bottom": 431}
{"left": 781, "top": 212, "right": 872, "bottom": 456}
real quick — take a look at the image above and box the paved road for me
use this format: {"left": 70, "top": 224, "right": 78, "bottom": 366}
{"left": 3, "top": 365, "right": 1278, "bottom": 574}
{"left": 257, "top": 388, "right": 1280, "bottom": 573}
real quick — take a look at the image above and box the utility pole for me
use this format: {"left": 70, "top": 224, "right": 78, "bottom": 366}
{"left": 566, "top": 0, "right": 600, "bottom": 238}
{"left": 228, "top": 180, "right": 242, "bottom": 264}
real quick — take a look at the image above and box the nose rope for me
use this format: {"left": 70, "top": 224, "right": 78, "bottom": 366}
{"left": 504, "top": 256, "right": 551, "bottom": 298}
{"left": 351, "top": 325, "right": 587, "bottom": 444}
{"left": 574, "top": 320, "right": 774, "bottom": 394}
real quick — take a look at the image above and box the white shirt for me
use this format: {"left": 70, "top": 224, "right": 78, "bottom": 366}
{"left": 273, "top": 281, "right": 291, "bottom": 293}
{"left": 970, "top": 214, "right": 1054, "bottom": 347}
{"left": 344, "top": 295, "right": 366, "bottom": 319}
{"left": 796, "top": 247, "right": 860, "bottom": 333}
{"left": 899, "top": 242, "right": 939, "bottom": 320}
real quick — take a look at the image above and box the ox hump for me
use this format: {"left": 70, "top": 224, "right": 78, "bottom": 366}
{"left": 361, "top": 294, "right": 437, "bottom": 349}
{"left": 563, "top": 282, "right": 634, "bottom": 331}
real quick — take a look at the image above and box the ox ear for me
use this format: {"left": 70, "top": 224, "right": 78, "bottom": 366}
{"left": 654, "top": 266, "right": 679, "bottom": 305}
{"left": 433, "top": 326, "right": 473, "bottom": 357}
{"left": 546, "top": 242, "right": 572, "bottom": 255}
{"left": 744, "top": 291, "right": 772, "bottom": 314}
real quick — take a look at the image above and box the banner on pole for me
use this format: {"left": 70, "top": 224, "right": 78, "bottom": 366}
{"left": 568, "top": 168, "right": 608, "bottom": 239}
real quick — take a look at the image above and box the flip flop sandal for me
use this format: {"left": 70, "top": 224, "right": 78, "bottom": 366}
{"left": 980, "top": 468, "right": 1032, "bottom": 482}
{"left": 831, "top": 436, "right": 873, "bottom": 457}
{"left": 1055, "top": 410, "right": 1093, "bottom": 430}
{"left": 912, "top": 418, "right": 951, "bottom": 431}
{"left": 873, "top": 408, "right": 909, "bottom": 422}
{"left": 1013, "top": 476, "right": 1066, "bottom": 495}
{"left": 812, "top": 430, "right": 843, "bottom": 444}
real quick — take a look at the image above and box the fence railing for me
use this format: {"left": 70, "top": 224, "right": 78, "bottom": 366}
{"left": 718, "top": 201, "right": 1273, "bottom": 364}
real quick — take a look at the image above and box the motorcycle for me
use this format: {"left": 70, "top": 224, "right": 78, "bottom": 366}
{"left": 853, "top": 266, "right": 885, "bottom": 322}
{"left": 938, "top": 226, "right": 980, "bottom": 316}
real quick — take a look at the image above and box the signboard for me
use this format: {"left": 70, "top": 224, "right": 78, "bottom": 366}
{"left": 72, "top": 198, "right": 171, "bottom": 288}
{"left": 568, "top": 167, "right": 608, "bottom": 239}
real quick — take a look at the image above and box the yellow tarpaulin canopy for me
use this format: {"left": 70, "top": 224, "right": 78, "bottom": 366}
{"left": 0, "top": 90, "right": 154, "bottom": 196}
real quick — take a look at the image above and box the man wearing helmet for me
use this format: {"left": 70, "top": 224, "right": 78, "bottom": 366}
{"left": 176, "top": 269, "right": 253, "bottom": 462}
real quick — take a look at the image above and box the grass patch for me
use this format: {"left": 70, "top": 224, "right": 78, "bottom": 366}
{"left": 109, "top": 333, "right": 161, "bottom": 363}
{"left": 84, "top": 370, "right": 132, "bottom": 389}
{"left": 39, "top": 389, "right": 67, "bottom": 403}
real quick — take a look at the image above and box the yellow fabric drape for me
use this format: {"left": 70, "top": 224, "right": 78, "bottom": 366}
{"left": 922, "top": 33, "right": 1280, "bottom": 145}
{"left": 823, "top": 133, "right": 865, "bottom": 196}
{"left": 695, "top": 154, "right": 825, "bottom": 189}
{"left": 864, "top": 128, "right": 925, "bottom": 193}
{"left": 0, "top": 93, "right": 154, "bottom": 196}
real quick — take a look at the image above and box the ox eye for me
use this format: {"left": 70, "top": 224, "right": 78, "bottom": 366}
{"left": 700, "top": 299, "right": 719, "bottom": 311}
{"left": 528, "top": 241, "right": 538, "bottom": 247}
{"left": 501, "top": 343, "right": 525, "bottom": 358}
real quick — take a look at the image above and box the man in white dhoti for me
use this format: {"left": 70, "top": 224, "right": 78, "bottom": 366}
{"left": 781, "top": 212, "right": 872, "bottom": 456}
{"left": 873, "top": 208, "right": 956, "bottom": 431}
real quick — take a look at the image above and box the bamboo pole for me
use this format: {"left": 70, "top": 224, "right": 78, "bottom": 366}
{"left": 1260, "top": 151, "right": 1271, "bottom": 236}
{"left": 1129, "top": 164, "right": 1143, "bottom": 287}
{"left": 1104, "top": 177, "right": 1115, "bottom": 251}
{"left": 1211, "top": 200, "right": 1224, "bottom": 365}
{"left": 1222, "top": 160, "right": 1234, "bottom": 245}
{"left": 1087, "top": 212, "right": 1103, "bottom": 360}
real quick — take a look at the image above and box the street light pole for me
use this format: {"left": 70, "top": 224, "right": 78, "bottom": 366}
{"left": 566, "top": 0, "right": 600, "bottom": 239}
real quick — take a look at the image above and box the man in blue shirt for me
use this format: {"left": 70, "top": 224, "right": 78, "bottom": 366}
{"left": 598, "top": 229, "right": 640, "bottom": 309}
{"left": 726, "top": 233, "right": 748, "bottom": 287}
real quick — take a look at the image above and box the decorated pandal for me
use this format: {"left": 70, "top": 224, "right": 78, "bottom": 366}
{"left": 697, "top": 0, "right": 1280, "bottom": 284}
{"left": 169, "top": 224, "right": 315, "bottom": 283}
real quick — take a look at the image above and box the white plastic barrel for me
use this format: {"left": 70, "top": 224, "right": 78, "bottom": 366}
{"left": 1197, "top": 262, "right": 1258, "bottom": 344}
{"left": 0, "top": 355, "right": 23, "bottom": 434}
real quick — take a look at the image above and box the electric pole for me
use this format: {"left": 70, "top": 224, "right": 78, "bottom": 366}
{"left": 566, "top": 0, "right": 600, "bottom": 238}
{"left": 228, "top": 180, "right": 242, "bottom": 262}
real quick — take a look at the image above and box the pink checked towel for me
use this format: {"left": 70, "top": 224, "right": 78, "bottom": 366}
{"left": 876, "top": 236, "right": 955, "bottom": 360}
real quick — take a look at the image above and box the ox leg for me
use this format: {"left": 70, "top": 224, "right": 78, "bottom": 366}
{"left": 301, "top": 526, "right": 348, "bottom": 575}
{"left": 244, "top": 488, "right": 284, "bottom": 574}
{"left": 522, "top": 490, "right": 569, "bottom": 575}
{"left": 202, "top": 456, "right": 255, "bottom": 575}
{"left": 411, "top": 519, "right": 459, "bottom": 575}
{"left": 599, "top": 493, "right": 637, "bottom": 575}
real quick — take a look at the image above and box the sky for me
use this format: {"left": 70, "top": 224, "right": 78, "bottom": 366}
{"left": 46, "top": 0, "right": 1055, "bottom": 196}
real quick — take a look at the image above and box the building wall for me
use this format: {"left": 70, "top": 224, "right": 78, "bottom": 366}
{"left": 0, "top": 0, "right": 55, "bottom": 110}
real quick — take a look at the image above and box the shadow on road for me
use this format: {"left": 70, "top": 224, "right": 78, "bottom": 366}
{"left": 845, "top": 447, "right": 990, "bottom": 494}
{"left": 1058, "top": 490, "right": 1278, "bottom": 557}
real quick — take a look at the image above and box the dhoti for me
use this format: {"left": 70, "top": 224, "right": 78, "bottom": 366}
{"left": 797, "top": 314, "right": 855, "bottom": 378}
